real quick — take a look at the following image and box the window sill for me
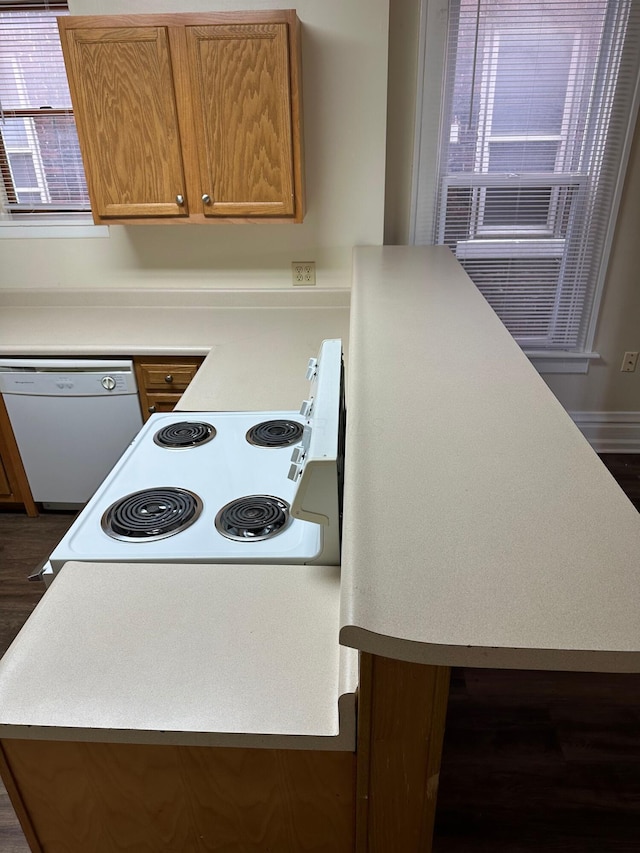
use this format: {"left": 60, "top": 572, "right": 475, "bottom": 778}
{"left": 525, "top": 350, "right": 600, "bottom": 374}
{"left": 0, "top": 216, "right": 108, "bottom": 239}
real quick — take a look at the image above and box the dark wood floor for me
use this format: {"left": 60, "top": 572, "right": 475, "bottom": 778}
{"left": 1, "top": 454, "right": 640, "bottom": 851}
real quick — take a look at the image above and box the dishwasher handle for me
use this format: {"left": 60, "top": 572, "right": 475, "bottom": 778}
{"left": 0, "top": 358, "right": 135, "bottom": 371}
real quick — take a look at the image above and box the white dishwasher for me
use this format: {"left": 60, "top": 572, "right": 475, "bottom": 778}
{"left": 0, "top": 359, "right": 143, "bottom": 510}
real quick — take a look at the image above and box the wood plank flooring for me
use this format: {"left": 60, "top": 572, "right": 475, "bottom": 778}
{"left": 0, "top": 453, "right": 639, "bottom": 851}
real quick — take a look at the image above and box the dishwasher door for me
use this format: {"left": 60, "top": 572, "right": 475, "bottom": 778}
{"left": 0, "top": 359, "right": 144, "bottom": 509}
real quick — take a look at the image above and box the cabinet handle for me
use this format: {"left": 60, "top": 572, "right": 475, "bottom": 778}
{"left": 164, "top": 374, "right": 174, "bottom": 384}
{"left": 202, "top": 194, "right": 211, "bottom": 205}
{"left": 148, "top": 405, "right": 156, "bottom": 414}
{"left": 176, "top": 194, "right": 184, "bottom": 206}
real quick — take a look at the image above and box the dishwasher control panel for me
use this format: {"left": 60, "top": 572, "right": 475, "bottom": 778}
{"left": 0, "top": 362, "right": 138, "bottom": 396}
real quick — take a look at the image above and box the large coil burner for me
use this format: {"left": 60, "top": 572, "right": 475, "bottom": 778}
{"left": 245, "top": 419, "right": 303, "bottom": 448}
{"left": 215, "top": 495, "right": 290, "bottom": 542}
{"left": 101, "top": 487, "right": 203, "bottom": 541}
{"left": 153, "top": 421, "right": 216, "bottom": 448}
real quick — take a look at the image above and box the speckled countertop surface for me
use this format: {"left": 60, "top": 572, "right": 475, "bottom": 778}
{"left": 0, "top": 562, "right": 357, "bottom": 749}
{"left": 4, "top": 244, "right": 639, "bottom": 753}
{"left": 0, "top": 287, "right": 349, "bottom": 409}
{"left": 339, "top": 246, "right": 640, "bottom": 673}
{"left": 0, "top": 286, "right": 355, "bottom": 747}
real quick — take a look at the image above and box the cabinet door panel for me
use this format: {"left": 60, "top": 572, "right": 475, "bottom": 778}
{"left": 186, "top": 24, "right": 295, "bottom": 217}
{"left": 61, "top": 27, "right": 188, "bottom": 220}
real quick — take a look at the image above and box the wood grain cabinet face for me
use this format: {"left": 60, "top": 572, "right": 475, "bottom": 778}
{"left": 0, "top": 396, "right": 37, "bottom": 516}
{"left": 58, "top": 12, "right": 304, "bottom": 225}
{"left": 0, "top": 455, "right": 11, "bottom": 497}
{"left": 134, "top": 357, "right": 203, "bottom": 420}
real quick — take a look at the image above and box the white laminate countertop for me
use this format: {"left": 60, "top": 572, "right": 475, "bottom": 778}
{"left": 339, "top": 246, "right": 640, "bottom": 673}
{"left": 177, "top": 321, "right": 348, "bottom": 412}
{"left": 0, "top": 287, "right": 354, "bottom": 747}
{"left": 0, "top": 561, "right": 357, "bottom": 750}
{"left": 0, "top": 288, "right": 349, "bottom": 410}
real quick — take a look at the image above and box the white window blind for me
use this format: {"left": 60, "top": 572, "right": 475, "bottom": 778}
{"left": 414, "top": 0, "right": 640, "bottom": 352}
{"left": 0, "top": 1, "right": 89, "bottom": 214}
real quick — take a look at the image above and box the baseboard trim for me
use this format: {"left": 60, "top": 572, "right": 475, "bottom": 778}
{"left": 569, "top": 411, "right": 640, "bottom": 453}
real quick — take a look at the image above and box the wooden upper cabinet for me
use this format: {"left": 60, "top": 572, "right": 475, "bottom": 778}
{"left": 60, "top": 26, "right": 188, "bottom": 220}
{"left": 185, "top": 24, "right": 295, "bottom": 218}
{"left": 58, "top": 12, "right": 304, "bottom": 224}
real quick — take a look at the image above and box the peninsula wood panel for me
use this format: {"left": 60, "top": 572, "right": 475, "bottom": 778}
{"left": 0, "top": 739, "right": 356, "bottom": 853}
{"left": 356, "top": 654, "right": 451, "bottom": 853}
{"left": 0, "top": 744, "right": 41, "bottom": 853}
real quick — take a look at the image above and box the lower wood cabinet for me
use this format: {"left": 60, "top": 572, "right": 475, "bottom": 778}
{"left": 0, "top": 739, "right": 356, "bottom": 853}
{"left": 0, "top": 395, "right": 37, "bottom": 517}
{"left": 134, "top": 356, "right": 204, "bottom": 420}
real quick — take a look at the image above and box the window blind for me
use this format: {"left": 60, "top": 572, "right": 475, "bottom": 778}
{"left": 0, "top": 1, "right": 89, "bottom": 213}
{"left": 427, "top": 0, "right": 640, "bottom": 350}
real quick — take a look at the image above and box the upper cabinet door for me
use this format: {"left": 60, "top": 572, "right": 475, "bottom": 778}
{"left": 185, "top": 23, "right": 295, "bottom": 218}
{"left": 58, "top": 12, "right": 304, "bottom": 224}
{"left": 60, "top": 26, "right": 188, "bottom": 219}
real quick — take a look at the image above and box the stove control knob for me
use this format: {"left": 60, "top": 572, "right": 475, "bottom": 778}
{"left": 288, "top": 462, "right": 303, "bottom": 482}
{"left": 305, "top": 358, "right": 318, "bottom": 381}
{"left": 101, "top": 375, "right": 117, "bottom": 391}
{"left": 299, "top": 399, "right": 313, "bottom": 417}
{"left": 291, "top": 446, "right": 305, "bottom": 464}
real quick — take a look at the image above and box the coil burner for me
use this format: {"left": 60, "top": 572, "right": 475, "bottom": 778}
{"left": 245, "top": 419, "right": 304, "bottom": 448}
{"left": 153, "top": 421, "right": 216, "bottom": 448}
{"left": 101, "top": 487, "right": 203, "bottom": 541}
{"left": 215, "top": 495, "right": 290, "bottom": 542}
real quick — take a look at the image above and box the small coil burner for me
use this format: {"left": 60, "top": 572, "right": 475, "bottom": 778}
{"left": 215, "top": 495, "right": 290, "bottom": 541}
{"left": 102, "top": 487, "right": 203, "bottom": 541}
{"left": 153, "top": 421, "right": 216, "bottom": 449}
{"left": 246, "top": 419, "right": 304, "bottom": 448}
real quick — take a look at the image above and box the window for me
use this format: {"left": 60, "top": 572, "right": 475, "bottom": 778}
{"left": 412, "top": 0, "right": 640, "bottom": 367}
{"left": 0, "top": 1, "right": 89, "bottom": 216}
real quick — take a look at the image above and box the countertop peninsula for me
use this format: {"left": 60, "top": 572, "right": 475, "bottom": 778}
{"left": 340, "top": 246, "right": 640, "bottom": 672}
{"left": 3, "top": 245, "right": 640, "bottom": 757}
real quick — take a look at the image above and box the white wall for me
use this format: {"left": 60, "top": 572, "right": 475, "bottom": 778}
{"left": 543, "top": 120, "right": 640, "bottom": 412}
{"left": 0, "top": 0, "right": 389, "bottom": 290}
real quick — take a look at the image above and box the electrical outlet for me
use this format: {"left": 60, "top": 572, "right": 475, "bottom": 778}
{"left": 292, "top": 261, "right": 316, "bottom": 286}
{"left": 621, "top": 351, "right": 639, "bottom": 372}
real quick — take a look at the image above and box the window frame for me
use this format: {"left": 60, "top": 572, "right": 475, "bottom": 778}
{"left": 410, "top": 0, "right": 640, "bottom": 373}
{"left": 0, "top": 0, "right": 98, "bottom": 233}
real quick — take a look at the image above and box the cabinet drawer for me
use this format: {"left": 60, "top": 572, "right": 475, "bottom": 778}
{"left": 144, "top": 393, "right": 183, "bottom": 416}
{"left": 138, "top": 363, "right": 200, "bottom": 392}
{"left": 134, "top": 357, "right": 204, "bottom": 423}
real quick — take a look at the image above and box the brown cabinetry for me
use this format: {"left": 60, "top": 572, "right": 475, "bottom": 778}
{"left": 134, "top": 356, "right": 203, "bottom": 420}
{"left": 0, "top": 396, "right": 37, "bottom": 517}
{"left": 58, "top": 11, "right": 304, "bottom": 225}
{"left": 1, "top": 739, "right": 355, "bottom": 853}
